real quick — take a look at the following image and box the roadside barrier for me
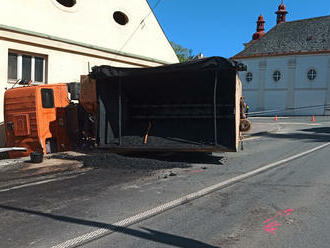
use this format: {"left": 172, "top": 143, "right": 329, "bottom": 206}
{"left": 247, "top": 103, "right": 330, "bottom": 117}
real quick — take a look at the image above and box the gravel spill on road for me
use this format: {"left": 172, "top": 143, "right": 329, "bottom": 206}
{"left": 51, "top": 152, "right": 192, "bottom": 171}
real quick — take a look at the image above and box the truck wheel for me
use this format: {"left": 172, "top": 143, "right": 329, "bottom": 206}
{"left": 240, "top": 119, "right": 251, "bottom": 132}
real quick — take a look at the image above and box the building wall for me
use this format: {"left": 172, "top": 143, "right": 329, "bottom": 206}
{"left": 0, "top": 0, "right": 179, "bottom": 147}
{"left": 0, "top": 0, "right": 178, "bottom": 63}
{"left": 0, "top": 30, "right": 177, "bottom": 147}
{"left": 238, "top": 54, "right": 330, "bottom": 116}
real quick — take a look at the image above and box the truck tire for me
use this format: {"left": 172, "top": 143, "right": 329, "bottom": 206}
{"left": 240, "top": 119, "right": 251, "bottom": 132}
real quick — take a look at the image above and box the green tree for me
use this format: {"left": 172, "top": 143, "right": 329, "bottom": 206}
{"left": 170, "top": 41, "right": 195, "bottom": 62}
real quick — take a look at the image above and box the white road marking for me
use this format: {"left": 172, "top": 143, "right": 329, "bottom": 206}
{"left": 253, "top": 122, "right": 320, "bottom": 126}
{"left": 243, "top": 136, "right": 261, "bottom": 141}
{"left": 249, "top": 117, "right": 290, "bottom": 119}
{"left": 121, "top": 184, "right": 140, "bottom": 190}
{"left": 277, "top": 122, "right": 320, "bottom": 126}
{"left": 0, "top": 174, "right": 83, "bottom": 193}
{"left": 51, "top": 142, "right": 330, "bottom": 248}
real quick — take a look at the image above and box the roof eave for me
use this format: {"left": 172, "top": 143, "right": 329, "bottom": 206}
{"left": 232, "top": 50, "right": 330, "bottom": 60}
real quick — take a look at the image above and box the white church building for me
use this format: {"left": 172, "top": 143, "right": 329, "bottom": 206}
{"left": 0, "top": 0, "right": 179, "bottom": 146}
{"left": 232, "top": 2, "right": 330, "bottom": 116}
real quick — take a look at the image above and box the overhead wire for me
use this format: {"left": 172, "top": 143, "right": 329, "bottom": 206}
{"left": 111, "top": 0, "right": 163, "bottom": 64}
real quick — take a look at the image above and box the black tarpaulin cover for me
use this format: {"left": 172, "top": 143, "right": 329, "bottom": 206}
{"left": 90, "top": 57, "right": 245, "bottom": 80}
{"left": 89, "top": 56, "right": 244, "bottom": 152}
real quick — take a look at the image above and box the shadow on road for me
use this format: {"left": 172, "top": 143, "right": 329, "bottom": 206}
{"left": 299, "top": 127, "right": 330, "bottom": 134}
{"left": 125, "top": 152, "right": 223, "bottom": 165}
{"left": 0, "top": 204, "right": 220, "bottom": 248}
{"left": 254, "top": 127, "right": 330, "bottom": 143}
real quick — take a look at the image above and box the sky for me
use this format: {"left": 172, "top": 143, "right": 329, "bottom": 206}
{"left": 147, "top": 0, "right": 330, "bottom": 58}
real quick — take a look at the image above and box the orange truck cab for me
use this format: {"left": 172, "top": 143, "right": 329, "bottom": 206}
{"left": 4, "top": 84, "right": 71, "bottom": 158}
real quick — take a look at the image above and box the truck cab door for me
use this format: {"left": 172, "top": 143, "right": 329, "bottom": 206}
{"left": 39, "top": 88, "right": 57, "bottom": 153}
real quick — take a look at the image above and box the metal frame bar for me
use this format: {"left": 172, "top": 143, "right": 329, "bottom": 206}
{"left": 130, "top": 104, "right": 234, "bottom": 108}
{"left": 131, "top": 115, "right": 233, "bottom": 119}
{"left": 0, "top": 147, "right": 27, "bottom": 153}
{"left": 118, "top": 78, "right": 122, "bottom": 146}
{"left": 213, "top": 72, "right": 218, "bottom": 146}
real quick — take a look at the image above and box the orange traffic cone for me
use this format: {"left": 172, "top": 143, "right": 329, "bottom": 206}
{"left": 274, "top": 115, "right": 278, "bottom": 121}
{"left": 311, "top": 116, "right": 315, "bottom": 122}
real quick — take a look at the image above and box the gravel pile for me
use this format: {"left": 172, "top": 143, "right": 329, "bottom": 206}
{"left": 0, "top": 158, "right": 28, "bottom": 172}
{"left": 51, "top": 152, "right": 191, "bottom": 170}
{"left": 104, "top": 136, "right": 214, "bottom": 148}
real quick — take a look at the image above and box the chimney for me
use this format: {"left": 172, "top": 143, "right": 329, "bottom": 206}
{"left": 275, "top": 1, "right": 288, "bottom": 24}
{"left": 252, "top": 15, "right": 265, "bottom": 40}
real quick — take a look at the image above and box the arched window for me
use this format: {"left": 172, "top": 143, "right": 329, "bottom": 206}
{"left": 307, "top": 69, "right": 317, "bottom": 81}
{"left": 246, "top": 72, "right": 253, "bottom": 82}
{"left": 273, "top": 71, "right": 281, "bottom": 82}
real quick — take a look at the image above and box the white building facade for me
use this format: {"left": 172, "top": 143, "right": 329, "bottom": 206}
{"left": 233, "top": 3, "right": 330, "bottom": 116}
{"left": 238, "top": 54, "right": 330, "bottom": 115}
{"left": 0, "top": 0, "right": 179, "bottom": 146}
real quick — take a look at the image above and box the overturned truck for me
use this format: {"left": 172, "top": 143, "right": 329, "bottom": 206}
{"left": 78, "top": 56, "right": 247, "bottom": 153}
{"left": 4, "top": 57, "right": 248, "bottom": 158}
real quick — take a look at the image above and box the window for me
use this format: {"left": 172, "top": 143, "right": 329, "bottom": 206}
{"left": 41, "top": 89, "right": 54, "bottom": 108}
{"left": 246, "top": 72, "right": 253, "bottom": 82}
{"left": 8, "top": 52, "right": 46, "bottom": 83}
{"left": 307, "top": 69, "right": 317, "bottom": 81}
{"left": 35, "top": 57, "right": 44, "bottom": 82}
{"left": 273, "top": 71, "right": 281, "bottom": 82}
{"left": 22, "top": 55, "right": 32, "bottom": 81}
{"left": 113, "top": 11, "right": 129, "bottom": 25}
{"left": 52, "top": 0, "right": 78, "bottom": 12}
{"left": 56, "top": 0, "right": 76, "bottom": 7}
{"left": 8, "top": 53, "right": 17, "bottom": 80}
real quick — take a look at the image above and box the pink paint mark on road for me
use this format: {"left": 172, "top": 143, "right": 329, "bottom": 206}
{"left": 284, "top": 208, "right": 294, "bottom": 216}
{"left": 264, "top": 217, "right": 274, "bottom": 224}
{"left": 264, "top": 228, "right": 277, "bottom": 235}
{"left": 264, "top": 221, "right": 282, "bottom": 235}
{"left": 263, "top": 209, "right": 294, "bottom": 235}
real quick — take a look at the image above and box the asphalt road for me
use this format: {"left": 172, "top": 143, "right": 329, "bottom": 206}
{"left": 88, "top": 146, "right": 330, "bottom": 248}
{"left": 1, "top": 117, "right": 330, "bottom": 248}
